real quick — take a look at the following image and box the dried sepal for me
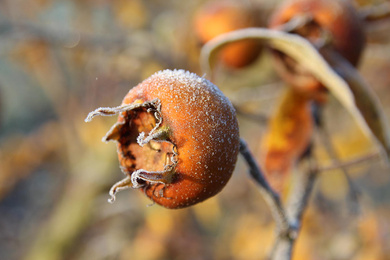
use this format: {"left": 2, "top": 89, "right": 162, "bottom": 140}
{"left": 85, "top": 98, "right": 159, "bottom": 123}
{"left": 86, "top": 97, "right": 178, "bottom": 203}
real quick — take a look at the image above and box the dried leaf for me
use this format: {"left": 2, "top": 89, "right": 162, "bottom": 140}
{"left": 200, "top": 28, "right": 389, "bottom": 160}
{"left": 323, "top": 49, "right": 390, "bottom": 161}
{"left": 260, "top": 88, "right": 313, "bottom": 192}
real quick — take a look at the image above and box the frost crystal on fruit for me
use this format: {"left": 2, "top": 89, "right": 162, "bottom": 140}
{"left": 86, "top": 69, "right": 240, "bottom": 209}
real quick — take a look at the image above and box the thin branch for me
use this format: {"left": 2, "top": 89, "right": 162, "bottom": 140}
{"left": 317, "top": 151, "right": 380, "bottom": 173}
{"left": 240, "top": 138, "right": 323, "bottom": 260}
{"left": 270, "top": 158, "right": 318, "bottom": 260}
{"left": 315, "top": 119, "right": 366, "bottom": 214}
{"left": 286, "top": 166, "right": 318, "bottom": 226}
{"left": 239, "top": 139, "right": 292, "bottom": 238}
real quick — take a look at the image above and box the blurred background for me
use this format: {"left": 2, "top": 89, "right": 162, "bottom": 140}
{"left": 0, "top": 0, "right": 390, "bottom": 259}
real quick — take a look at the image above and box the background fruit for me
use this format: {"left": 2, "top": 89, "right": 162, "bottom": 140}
{"left": 194, "top": 0, "right": 263, "bottom": 68}
{"left": 268, "top": 0, "right": 366, "bottom": 97}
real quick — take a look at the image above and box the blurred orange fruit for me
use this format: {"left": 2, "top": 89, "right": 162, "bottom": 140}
{"left": 194, "top": 1, "right": 263, "bottom": 68}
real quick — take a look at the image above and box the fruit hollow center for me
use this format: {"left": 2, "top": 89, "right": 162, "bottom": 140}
{"left": 272, "top": 20, "right": 325, "bottom": 79}
{"left": 118, "top": 108, "right": 174, "bottom": 174}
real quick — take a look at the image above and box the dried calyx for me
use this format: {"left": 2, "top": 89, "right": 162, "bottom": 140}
{"left": 86, "top": 98, "right": 177, "bottom": 203}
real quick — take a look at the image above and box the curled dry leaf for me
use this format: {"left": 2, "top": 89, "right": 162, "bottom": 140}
{"left": 260, "top": 88, "right": 313, "bottom": 192}
{"left": 200, "top": 28, "right": 389, "bottom": 161}
{"left": 86, "top": 69, "right": 240, "bottom": 209}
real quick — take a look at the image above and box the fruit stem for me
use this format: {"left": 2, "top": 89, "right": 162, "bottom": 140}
{"left": 239, "top": 139, "right": 291, "bottom": 236}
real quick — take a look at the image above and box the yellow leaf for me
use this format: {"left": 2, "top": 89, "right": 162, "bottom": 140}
{"left": 260, "top": 88, "right": 313, "bottom": 192}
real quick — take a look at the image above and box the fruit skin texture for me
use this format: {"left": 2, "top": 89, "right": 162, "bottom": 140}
{"left": 194, "top": 1, "right": 262, "bottom": 68}
{"left": 98, "top": 70, "right": 240, "bottom": 209}
{"left": 268, "top": 0, "right": 366, "bottom": 99}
